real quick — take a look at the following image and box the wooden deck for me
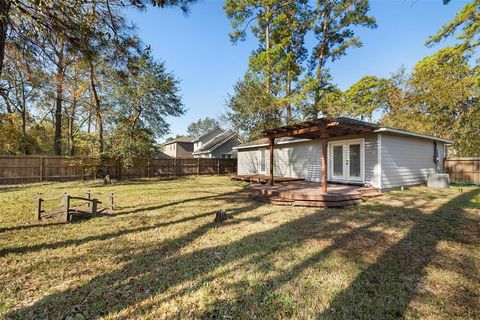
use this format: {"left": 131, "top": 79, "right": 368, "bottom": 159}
{"left": 247, "top": 180, "right": 382, "bottom": 207}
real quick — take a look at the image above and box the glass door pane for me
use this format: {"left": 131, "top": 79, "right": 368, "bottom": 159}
{"left": 260, "top": 149, "right": 266, "bottom": 173}
{"left": 333, "top": 145, "right": 344, "bottom": 177}
{"left": 349, "top": 144, "right": 361, "bottom": 178}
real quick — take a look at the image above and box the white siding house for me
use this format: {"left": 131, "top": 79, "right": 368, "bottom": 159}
{"left": 234, "top": 123, "right": 451, "bottom": 191}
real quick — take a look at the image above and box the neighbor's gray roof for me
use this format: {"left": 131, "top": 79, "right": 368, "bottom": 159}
{"left": 193, "top": 130, "right": 238, "bottom": 154}
{"left": 193, "top": 126, "right": 224, "bottom": 143}
{"left": 163, "top": 136, "right": 195, "bottom": 145}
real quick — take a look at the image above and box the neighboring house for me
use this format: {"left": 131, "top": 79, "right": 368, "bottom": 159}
{"left": 234, "top": 117, "right": 452, "bottom": 191}
{"left": 193, "top": 127, "right": 225, "bottom": 152}
{"left": 162, "top": 136, "right": 195, "bottom": 158}
{"left": 193, "top": 129, "right": 240, "bottom": 159}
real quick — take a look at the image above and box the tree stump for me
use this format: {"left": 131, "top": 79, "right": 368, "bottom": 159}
{"left": 104, "top": 175, "right": 111, "bottom": 184}
{"left": 214, "top": 210, "right": 230, "bottom": 223}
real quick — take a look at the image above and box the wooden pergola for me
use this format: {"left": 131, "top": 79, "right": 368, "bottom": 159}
{"left": 263, "top": 117, "right": 378, "bottom": 193}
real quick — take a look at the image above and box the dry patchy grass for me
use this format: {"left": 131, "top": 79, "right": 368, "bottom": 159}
{"left": 0, "top": 176, "right": 479, "bottom": 319}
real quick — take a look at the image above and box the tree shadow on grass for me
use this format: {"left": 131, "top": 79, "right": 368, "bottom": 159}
{"left": 0, "top": 187, "right": 248, "bottom": 235}
{"left": 5, "top": 189, "right": 479, "bottom": 319}
{"left": 316, "top": 188, "right": 480, "bottom": 319}
{"left": 187, "top": 190, "right": 479, "bottom": 319}
{"left": 0, "top": 209, "right": 223, "bottom": 258}
{"left": 0, "top": 221, "right": 66, "bottom": 235}
{"left": 114, "top": 189, "right": 250, "bottom": 216}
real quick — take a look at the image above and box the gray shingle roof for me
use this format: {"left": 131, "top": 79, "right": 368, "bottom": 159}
{"left": 163, "top": 136, "right": 195, "bottom": 145}
{"left": 193, "top": 130, "right": 238, "bottom": 154}
{"left": 193, "top": 126, "right": 224, "bottom": 143}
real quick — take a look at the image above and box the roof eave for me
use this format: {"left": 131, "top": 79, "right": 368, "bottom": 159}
{"left": 374, "top": 127, "right": 453, "bottom": 144}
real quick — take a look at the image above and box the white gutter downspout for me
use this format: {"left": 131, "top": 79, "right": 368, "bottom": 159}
{"left": 378, "top": 134, "right": 382, "bottom": 190}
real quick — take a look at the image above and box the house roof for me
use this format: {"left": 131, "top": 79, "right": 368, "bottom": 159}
{"left": 193, "top": 126, "right": 224, "bottom": 143}
{"left": 234, "top": 117, "right": 452, "bottom": 150}
{"left": 373, "top": 127, "right": 453, "bottom": 144}
{"left": 163, "top": 136, "right": 195, "bottom": 145}
{"left": 193, "top": 130, "right": 238, "bottom": 154}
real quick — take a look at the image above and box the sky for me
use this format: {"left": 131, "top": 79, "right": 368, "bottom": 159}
{"left": 125, "top": 0, "right": 467, "bottom": 141}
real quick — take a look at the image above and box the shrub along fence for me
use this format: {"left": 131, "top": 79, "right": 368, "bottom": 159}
{"left": 444, "top": 157, "right": 480, "bottom": 185}
{"left": 0, "top": 156, "right": 237, "bottom": 185}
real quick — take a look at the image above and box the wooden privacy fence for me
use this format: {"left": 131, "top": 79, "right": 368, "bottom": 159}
{"left": 445, "top": 157, "right": 480, "bottom": 184}
{"left": 0, "top": 156, "right": 237, "bottom": 184}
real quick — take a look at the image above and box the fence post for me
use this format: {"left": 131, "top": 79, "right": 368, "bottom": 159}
{"left": 63, "top": 193, "right": 70, "bottom": 222}
{"left": 36, "top": 197, "right": 44, "bottom": 220}
{"left": 173, "top": 158, "right": 177, "bottom": 176}
{"left": 39, "top": 156, "right": 44, "bottom": 182}
{"left": 147, "top": 158, "right": 151, "bottom": 178}
{"left": 109, "top": 193, "right": 114, "bottom": 212}
{"left": 86, "top": 190, "right": 91, "bottom": 207}
{"left": 92, "top": 198, "right": 98, "bottom": 215}
{"left": 217, "top": 159, "right": 221, "bottom": 175}
{"left": 197, "top": 158, "right": 200, "bottom": 175}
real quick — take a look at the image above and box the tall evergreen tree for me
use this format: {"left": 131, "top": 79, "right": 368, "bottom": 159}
{"left": 308, "top": 0, "right": 376, "bottom": 113}
{"left": 225, "top": 0, "right": 309, "bottom": 127}
{"left": 426, "top": 0, "right": 480, "bottom": 58}
{"left": 0, "top": 0, "right": 197, "bottom": 81}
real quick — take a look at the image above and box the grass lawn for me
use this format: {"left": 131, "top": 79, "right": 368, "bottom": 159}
{"left": 0, "top": 176, "right": 479, "bottom": 319}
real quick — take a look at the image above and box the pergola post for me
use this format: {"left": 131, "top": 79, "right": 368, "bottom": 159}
{"left": 321, "top": 139, "right": 328, "bottom": 193}
{"left": 269, "top": 137, "right": 275, "bottom": 186}
{"left": 320, "top": 129, "right": 329, "bottom": 193}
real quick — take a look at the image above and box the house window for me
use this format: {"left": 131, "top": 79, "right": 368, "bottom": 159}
{"left": 222, "top": 154, "right": 232, "bottom": 159}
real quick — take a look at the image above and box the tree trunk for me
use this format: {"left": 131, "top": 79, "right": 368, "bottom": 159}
{"left": 53, "top": 39, "right": 65, "bottom": 155}
{"left": 286, "top": 68, "right": 292, "bottom": 124}
{"left": 21, "top": 108, "right": 28, "bottom": 154}
{"left": 264, "top": 5, "right": 272, "bottom": 130}
{"left": 87, "top": 109, "right": 91, "bottom": 134}
{"left": 314, "top": 7, "right": 330, "bottom": 109}
{"left": 19, "top": 66, "right": 29, "bottom": 154}
{"left": 0, "top": 0, "right": 10, "bottom": 81}
{"left": 68, "top": 98, "right": 76, "bottom": 156}
{"left": 265, "top": 5, "right": 271, "bottom": 95}
{"left": 96, "top": 110, "right": 103, "bottom": 154}
{"left": 89, "top": 61, "right": 103, "bottom": 154}
{"left": 68, "top": 61, "right": 79, "bottom": 156}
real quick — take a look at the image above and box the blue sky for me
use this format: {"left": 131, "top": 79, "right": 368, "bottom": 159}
{"left": 125, "top": 0, "right": 466, "bottom": 141}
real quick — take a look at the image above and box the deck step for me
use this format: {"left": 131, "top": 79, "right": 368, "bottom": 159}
{"left": 293, "top": 199, "right": 362, "bottom": 207}
{"left": 245, "top": 179, "right": 381, "bottom": 208}
{"left": 231, "top": 175, "right": 304, "bottom": 184}
{"left": 249, "top": 195, "right": 362, "bottom": 208}
{"left": 250, "top": 189, "right": 363, "bottom": 202}
{"left": 249, "top": 195, "right": 294, "bottom": 206}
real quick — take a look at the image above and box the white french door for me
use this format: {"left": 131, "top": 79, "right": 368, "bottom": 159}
{"left": 259, "top": 148, "right": 267, "bottom": 174}
{"left": 329, "top": 139, "right": 364, "bottom": 183}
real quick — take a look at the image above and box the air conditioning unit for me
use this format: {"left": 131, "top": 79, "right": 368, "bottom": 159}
{"left": 427, "top": 173, "right": 449, "bottom": 189}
